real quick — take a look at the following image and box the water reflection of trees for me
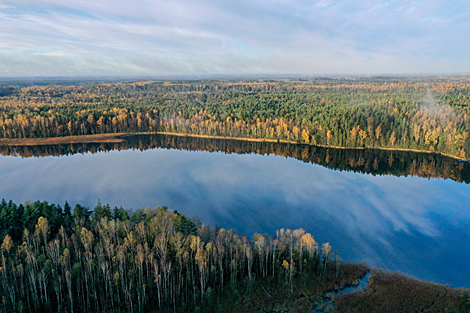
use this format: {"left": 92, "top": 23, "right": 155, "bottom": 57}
{"left": 1, "top": 134, "right": 469, "bottom": 183}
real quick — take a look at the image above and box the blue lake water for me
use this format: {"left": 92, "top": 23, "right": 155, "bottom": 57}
{"left": 0, "top": 135, "right": 469, "bottom": 288}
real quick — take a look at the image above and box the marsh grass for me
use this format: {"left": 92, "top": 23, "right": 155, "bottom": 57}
{"left": 334, "top": 268, "right": 470, "bottom": 313}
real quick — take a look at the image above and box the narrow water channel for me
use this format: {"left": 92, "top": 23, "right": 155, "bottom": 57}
{"left": 313, "top": 271, "right": 371, "bottom": 312}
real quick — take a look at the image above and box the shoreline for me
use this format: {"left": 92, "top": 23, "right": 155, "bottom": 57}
{"left": 0, "top": 131, "right": 466, "bottom": 161}
{"left": 0, "top": 133, "right": 126, "bottom": 146}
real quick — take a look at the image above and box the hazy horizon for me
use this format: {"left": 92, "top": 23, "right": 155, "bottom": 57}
{"left": 2, "top": 73, "right": 470, "bottom": 82}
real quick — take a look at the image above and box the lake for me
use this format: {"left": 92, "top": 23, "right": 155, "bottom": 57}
{"left": 1, "top": 134, "right": 469, "bottom": 288}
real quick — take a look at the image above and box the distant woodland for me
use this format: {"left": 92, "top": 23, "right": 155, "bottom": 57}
{"left": 1, "top": 77, "right": 470, "bottom": 159}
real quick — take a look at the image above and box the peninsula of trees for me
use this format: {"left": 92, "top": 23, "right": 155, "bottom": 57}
{"left": 0, "top": 76, "right": 469, "bottom": 159}
{"left": 0, "top": 199, "right": 362, "bottom": 312}
{"left": 1, "top": 200, "right": 469, "bottom": 312}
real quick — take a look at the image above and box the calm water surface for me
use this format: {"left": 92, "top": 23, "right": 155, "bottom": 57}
{"left": 1, "top": 136, "right": 469, "bottom": 288}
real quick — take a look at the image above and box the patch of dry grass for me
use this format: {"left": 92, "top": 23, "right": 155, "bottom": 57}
{"left": 0, "top": 133, "right": 126, "bottom": 146}
{"left": 334, "top": 268, "right": 470, "bottom": 313}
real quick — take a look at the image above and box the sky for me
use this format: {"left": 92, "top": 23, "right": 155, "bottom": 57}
{"left": 0, "top": 0, "right": 469, "bottom": 77}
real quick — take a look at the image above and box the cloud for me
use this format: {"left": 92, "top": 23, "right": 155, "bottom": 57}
{"left": 1, "top": 0, "right": 469, "bottom": 76}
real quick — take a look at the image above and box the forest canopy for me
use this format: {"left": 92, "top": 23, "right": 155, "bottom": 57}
{"left": 0, "top": 199, "right": 352, "bottom": 312}
{"left": 0, "top": 76, "right": 469, "bottom": 159}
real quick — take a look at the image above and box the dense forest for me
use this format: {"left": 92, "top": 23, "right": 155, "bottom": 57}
{"left": 0, "top": 77, "right": 470, "bottom": 159}
{"left": 0, "top": 199, "right": 371, "bottom": 312}
{"left": 1, "top": 134, "right": 469, "bottom": 183}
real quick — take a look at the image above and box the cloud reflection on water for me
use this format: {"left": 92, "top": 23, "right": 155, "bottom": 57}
{"left": 0, "top": 148, "right": 469, "bottom": 287}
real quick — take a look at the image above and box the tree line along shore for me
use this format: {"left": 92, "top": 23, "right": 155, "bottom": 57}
{"left": 1, "top": 132, "right": 470, "bottom": 184}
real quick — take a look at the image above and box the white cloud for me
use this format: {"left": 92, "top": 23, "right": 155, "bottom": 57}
{"left": 0, "top": 0, "right": 469, "bottom": 76}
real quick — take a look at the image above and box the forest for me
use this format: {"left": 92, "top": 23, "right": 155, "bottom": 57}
{"left": 0, "top": 199, "right": 368, "bottom": 312}
{"left": 1, "top": 200, "right": 469, "bottom": 313}
{"left": 0, "top": 76, "right": 470, "bottom": 159}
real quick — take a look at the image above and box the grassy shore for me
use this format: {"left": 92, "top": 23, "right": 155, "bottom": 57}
{"left": 194, "top": 265, "right": 470, "bottom": 312}
{"left": 0, "top": 133, "right": 126, "bottom": 146}
{"left": 334, "top": 268, "right": 470, "bottom": 313}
